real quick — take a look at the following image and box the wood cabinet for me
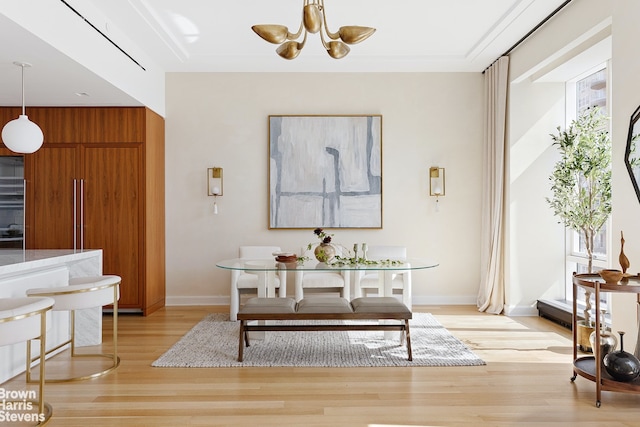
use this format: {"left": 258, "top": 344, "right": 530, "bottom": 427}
{"left": 571, "top": 273, "right": 640, "bottom": 407}
{"left": 0, "top": 107, "right": 165, "bottom": 315}
{"left": 28, "top": 144, "right": 78, "bottom": 249}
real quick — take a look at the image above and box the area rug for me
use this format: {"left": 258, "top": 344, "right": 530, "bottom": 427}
{"left": 152, "top": 313, "right": 485, "bottom": 368}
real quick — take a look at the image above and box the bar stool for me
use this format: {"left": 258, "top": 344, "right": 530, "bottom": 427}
{"left": 0, "top": 296, "right": 54, "bottom": 425}
{"left": 26, "top": 275, "right": 121, "bottom": 382}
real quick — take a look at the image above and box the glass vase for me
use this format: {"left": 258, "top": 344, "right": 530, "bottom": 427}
{"left": 589, "top": 310, "right": 617, "bottom": 364}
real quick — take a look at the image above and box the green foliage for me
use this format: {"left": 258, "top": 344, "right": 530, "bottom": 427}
{"left": 546, "top": 107, "right": 611, "bottom": 270}
{"left": 628, "top": 129, "right": 640, "bottom": 169}
{"left": 331, "top": 255, "right": 404, "bottom": 267}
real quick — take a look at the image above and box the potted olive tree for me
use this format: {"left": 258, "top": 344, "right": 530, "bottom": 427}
{"left": 547, "top": 106, "right": 611, "bottom": 351}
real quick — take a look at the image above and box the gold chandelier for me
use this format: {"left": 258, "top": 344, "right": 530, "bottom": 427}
{"left": 252, "top": 0, "right": 376, "bottom": 60}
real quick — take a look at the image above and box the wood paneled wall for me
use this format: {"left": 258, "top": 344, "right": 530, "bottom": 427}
{"left": 0, "top": 106, "right": 166, "bottom": 314}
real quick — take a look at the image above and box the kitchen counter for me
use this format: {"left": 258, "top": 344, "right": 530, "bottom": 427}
{"left": 0, "top": 249, "right": 103, "bottom": 382}
{"left": 0, "top": 249, "right": 101, "bottom": 276}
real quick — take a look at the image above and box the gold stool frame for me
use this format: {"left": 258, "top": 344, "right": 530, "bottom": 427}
{"left": 0, "top": 300, "right": 53, "bottom": 425}
{"left": 27, "top": 278, "right": 120, "bottom": 383}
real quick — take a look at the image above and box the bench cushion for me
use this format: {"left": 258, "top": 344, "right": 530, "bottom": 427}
{"left": 238, "top": 296, "right": 412, "bottom": 318}
{"left": 239, "top": 297, "right": 297, "bottom": 314}
{"left": 351, "top": 297, "right": 411, "bottom": 314}
{"left": 237, "top": 296, "right": 414, "bottom": 362}
{"left": 297, "top": 297, "right": 353, "bottom": 314}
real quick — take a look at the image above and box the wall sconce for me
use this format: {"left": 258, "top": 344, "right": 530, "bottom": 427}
{"left": 429, "top": 167, "right": 445, "bottom": 210}
{"left": 207, "top": 167, "right": 223, "bottom": 214}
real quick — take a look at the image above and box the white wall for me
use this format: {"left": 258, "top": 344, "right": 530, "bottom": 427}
{"left": 505, "top": 0, "right": 613, "bottom": 315}
{"left": 507, "top": 80, "right": 566, "bottom": 315}
{"left": 611, "top": 0, "right": 640, "bottom": 352}
{"left": 164, "top": 72, "right": 484, "bottom": 306}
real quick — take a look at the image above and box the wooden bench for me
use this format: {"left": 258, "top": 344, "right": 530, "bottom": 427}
{"left": 236, "top": 296, "right": 413, "bottom": 362}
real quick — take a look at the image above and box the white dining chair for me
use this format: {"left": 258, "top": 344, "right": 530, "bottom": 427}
{"left": 294, "top": 244, "right": 350, "bottom": 302}
{"left": 229, "top": 246, "right": 287, "bottom": 321}
{"left": 353, "top": 245, "right": 412, "bottom": 309}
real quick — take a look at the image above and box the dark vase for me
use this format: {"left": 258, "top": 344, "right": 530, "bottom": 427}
{"left": 603, "top": 331, "right": 640, "bottom": 382}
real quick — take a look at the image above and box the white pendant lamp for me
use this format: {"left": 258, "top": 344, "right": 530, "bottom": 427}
{"left": 1, "top": 62, "right": 43, "bottom": 154}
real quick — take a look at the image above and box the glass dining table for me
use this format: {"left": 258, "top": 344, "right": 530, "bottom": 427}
{"left": 216, "top": 257, "right": 439, "bottom": 300}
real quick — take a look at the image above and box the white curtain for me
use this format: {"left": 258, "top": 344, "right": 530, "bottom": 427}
{"left": 477, "top": 56, "right": 509, "bottom": 314}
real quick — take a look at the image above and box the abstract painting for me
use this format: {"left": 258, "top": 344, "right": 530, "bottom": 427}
{"left": 269, "top": 115, "right": 382, "bottom": 229}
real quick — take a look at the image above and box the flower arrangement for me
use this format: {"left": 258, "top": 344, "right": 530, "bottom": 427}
{"left": 306, "top": 228, "right": 336, "bottom": 262}
{"left": 309, "top": 227, "right": 332, "bottom": 248}
{"left": 300, "top": 228, "right": 404, "bottom": 266}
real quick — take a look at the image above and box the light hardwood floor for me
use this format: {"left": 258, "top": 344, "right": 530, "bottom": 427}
{"left": 4, "top": 305, "right": 640, "bottom": 426}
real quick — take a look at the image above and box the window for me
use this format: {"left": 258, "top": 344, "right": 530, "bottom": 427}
{"left": 564, "top": 64, "right": 611, "bottom": 311}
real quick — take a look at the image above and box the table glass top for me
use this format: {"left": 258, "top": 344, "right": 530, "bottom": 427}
{"left": 573, "top": 272, "right": 640, "bottom": 292}
{"left": 216, "top": 258, "right": 438, "bottom": 271}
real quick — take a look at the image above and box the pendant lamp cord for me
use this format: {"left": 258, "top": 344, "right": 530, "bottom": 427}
{"left": 20, "top": 64, "right": 25, "bottom": 116}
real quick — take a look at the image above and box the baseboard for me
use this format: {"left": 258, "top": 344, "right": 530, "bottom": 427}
{"left": 167, "top": 296, "right": 561, "bottom": 320}
{"left": 504, "top": 305, "right": 538, "bottom": 316}
{"left": 166, "top": 296, "right": 230, "bottom": 306}
{"left": 411, "top": 295, "right": 478, "bottom": 305}
{"left": 166, "top": 295, "right": 478, "bottom": 307}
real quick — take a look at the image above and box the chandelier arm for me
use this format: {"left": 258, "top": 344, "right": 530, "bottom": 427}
{"left": 300, "top": 29, "right": 309, "bottom": 49}
{"left": 287, "top": 2, "right": 306, "bottom": 40}
{"left": 288, "top": 19, "right": 304, "bottom": 40}
{"left": 319, "top": 0, "right": 340, "bottom": 40}
{"left": 318, "top": 26, "right": 330, "bottom": 50}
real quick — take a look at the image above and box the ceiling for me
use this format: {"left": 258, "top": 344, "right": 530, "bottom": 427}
{"left": 0, "top": 0, "right": 570, "bottom": 107}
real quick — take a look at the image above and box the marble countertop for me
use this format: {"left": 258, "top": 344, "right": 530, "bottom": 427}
{"left": 0, "top": 249, "right": 102, "bottom": 276}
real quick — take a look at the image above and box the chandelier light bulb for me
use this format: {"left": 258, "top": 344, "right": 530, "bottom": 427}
{"left": 252, "top": 25, "right": 290, "bottom": 44}
{"left": 327, "top": 41, "right": 349, "bottom": 59}
{"left": 303, "top": 4, "right": 322, "bottom": 33}
{"left": 337, "top": 26, "right": 377, "bottom": 44}
{"left": 277, "top": 41, "right": 303, "bottom": 59}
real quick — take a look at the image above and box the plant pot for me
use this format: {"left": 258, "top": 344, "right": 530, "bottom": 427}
{"left": 314, "top": 243, "right": 336, "bottom": 263}
{"left": 577, "top": 320, "right": 594, "bottom": 353}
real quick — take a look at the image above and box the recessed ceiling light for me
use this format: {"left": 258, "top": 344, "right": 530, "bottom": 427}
{"left": 75, "top": 92, "right": 90, "bottom": 97}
